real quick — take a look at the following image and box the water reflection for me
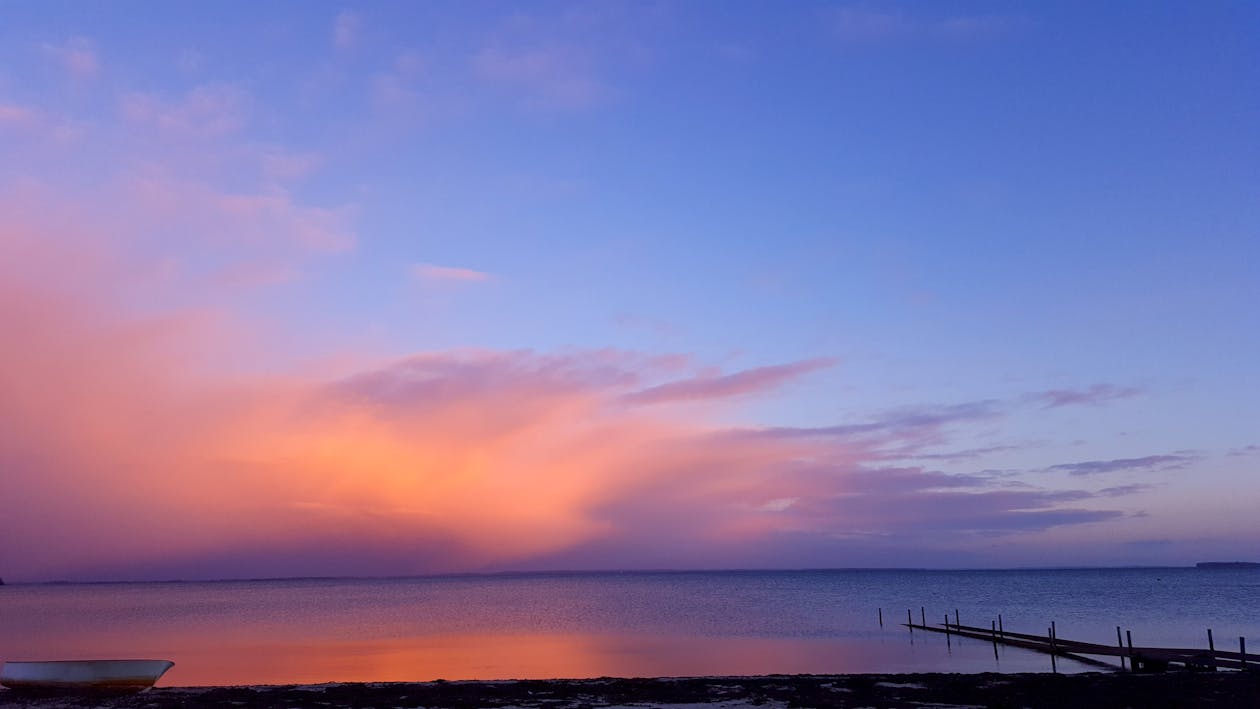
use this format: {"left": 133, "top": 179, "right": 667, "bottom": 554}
{"left": 2, "top": 569, "right": 1248, "bottom": 685}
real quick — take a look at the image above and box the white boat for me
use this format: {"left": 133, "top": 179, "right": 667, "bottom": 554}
{"left": 0, "top": 659, "right": 174, "bottom": 692}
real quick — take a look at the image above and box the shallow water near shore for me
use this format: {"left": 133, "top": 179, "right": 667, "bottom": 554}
{"left": 1, "top": 568, "right": 1257, "bottom": 686}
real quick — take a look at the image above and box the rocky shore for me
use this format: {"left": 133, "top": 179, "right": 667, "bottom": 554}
{"left": 2, "top": 672, "right": 1258, "bottom": 708}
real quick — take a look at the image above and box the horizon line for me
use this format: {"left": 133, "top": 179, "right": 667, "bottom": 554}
{"left": 7, "top": 563, "right": 1241, "bottom": 586}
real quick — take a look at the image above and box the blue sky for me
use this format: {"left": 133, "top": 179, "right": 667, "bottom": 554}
{"left": 0, "top": 1, "right": 1257, "bottom": 580}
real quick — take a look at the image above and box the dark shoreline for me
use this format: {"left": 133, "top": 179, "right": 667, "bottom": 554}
{"left": 3, "top": 672, "right": 1258, "bottom": 708}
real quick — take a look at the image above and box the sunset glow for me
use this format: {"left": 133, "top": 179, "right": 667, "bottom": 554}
{"left": 1, "top": 2, "right": 1257, "bottom": 582}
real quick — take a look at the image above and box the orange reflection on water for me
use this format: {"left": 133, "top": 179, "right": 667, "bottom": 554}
{"left": 153, "top": 632, "right": 898, "bottom": 686}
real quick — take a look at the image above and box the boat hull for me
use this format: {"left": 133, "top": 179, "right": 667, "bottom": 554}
{"left": 0, "top": 660, "right": 174, "bottom": 692}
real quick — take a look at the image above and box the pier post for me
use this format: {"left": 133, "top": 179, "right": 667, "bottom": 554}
{"left": 1049, "top": 626, "right": 1057, "bottom": 673}
{"left": 991, "top": 620, "right": 999, "bottom": 661}
{"left": 1207, "top": 628, "right": 1215, "bottom": 670}
{"left": 921, "top": 606, "right": 926, "bottom": 626}
{"left": 1117, "top": 626, "right": 1126, "bottom": 671}
{"left": 907, "top": 609, "right": 912, "bottom": 632}
{"left": 955, "top": 609, "right": 960, "bottom": 629}
{"left": 1241, "top": 637, "right": 1248, "bottom": 669}
{"left": 945, "top": 615, "right": 951, "bottom": 650}
{"left": 878, "top": 608, "right": 883, "bottom": 627}
{"left": 998, "top": 614, "right": 1004, "bottom": 639}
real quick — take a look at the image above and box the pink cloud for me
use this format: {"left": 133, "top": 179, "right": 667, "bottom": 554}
{"left": 333, "top": 11, "right": 360, "bottom": 50}
{"left": 262, "top": 150, "right": 324, "bottom": 182}
{"left": 0, "top": 186, "right": 1143, "bottom": 583}
{"left": 0, "top": 103, "right": 84, "bottom": 145}
{"left": 42, "top": 38, "right": 101, "bottom": 79}
{"left": 120, "top": 84, "right": 249, "bottom": 137}
{"left": 412, "top": 263, "right": 491, "bottom": 283}
{"left": 623, "top": 358, "right": 837, "bottom": 406}
{"left": 121, "top": 175, "right": 355, "bottom": 253}
{"left": 0, "top": 103, "right": 36, "bottom": 125}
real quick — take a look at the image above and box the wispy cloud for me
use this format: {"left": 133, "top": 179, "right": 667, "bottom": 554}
{"left": 904, "top": 444, "right": 1022, "bottom": 462}
{"left": 833, "top": 6, "right": 913, "bottom": 42}
{"left": 1045, "top": 454, "right": 1197, "bottom": 476}
{"left": 333, "top": 11, "right": 360, "bottom": 50}
{"left": 623, "top": 358, "right": 835, "bottom": 406}
{"left": 412, "top": 263, "right": 491, "bottom": 284}
{"left": 1097, "top": 483, "right": 1155, "bottom": 497}
{"left": 42, "top": 38, "right": 101, "bottom": 79}
{"left": 120, "top": 83, "right": 250, "bottom": 138}
{"left": 832, "top": 5, "right": 1018, "bottom": 43}
{"left": 747, "top": 400, "right": 1002, "bottom": 443}
{"left": 1032, "top": 383, "right": 1142, "bottom": 408}
{"left": 473, "top": 45, "right": 606, "bottom": 110}
{"left": 0, "top": 103, "right": 37, "bottom": 125}
{"left": 262, "top": 150, "right": 324, "bottom": 182}
{"left": 123, "top": 175, "right": 355, "bottom": 253}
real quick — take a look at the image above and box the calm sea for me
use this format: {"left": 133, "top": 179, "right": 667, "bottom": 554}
{"left": 1, "top": 568, "right": 1257, "bottom": 686}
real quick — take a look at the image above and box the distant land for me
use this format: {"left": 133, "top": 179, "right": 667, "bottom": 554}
{"left": 1195, "top": 561, "right": 1260, "bottom": 569}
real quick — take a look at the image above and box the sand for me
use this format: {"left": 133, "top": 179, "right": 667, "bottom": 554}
{"left": 1, "top": 672, "right": 1257, "bottom": 708}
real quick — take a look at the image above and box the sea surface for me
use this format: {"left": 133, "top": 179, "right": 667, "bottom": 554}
{"left": 1, "top": 568, "right": 1257, "bottom": 686}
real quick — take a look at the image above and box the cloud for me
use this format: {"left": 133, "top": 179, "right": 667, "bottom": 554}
{"left": 0, "top": 103, "right": 85, "bottom": 146}
{"left": 833, "top": 7, "right": 913, "bottom": 42}
{"left": 1045, "top": 454, "right": 1196, "bottom": 476}
{"left": 623, "top": 358, "right": 835, "bottom": 406}
{"left": 0, "top": 215, "right": 1130, "bottom": 582}
{"left": 1096, "top": 483, "right": 1154, "bottom": 497}
{"left": 333, "top": 11, "right": 360, "bottom": 50}
{"left": 0, "top": 103, "right": 37, "bottom": 125}
{"left": 122, "top": 175, "right": 355, "bottom": 253}
{"left": 120, "top": 84, "right": 250, "bottom": 138}
{"left": 42, "top": 38, "right": 101, "bottom": 79}
{"left": 412, "top": 263, "right": 491, "bottom": 284}
{"left": 831, "top": 6, "right": 1017, "bottom": 43}
{"left": 1228, "top": 444, "right": 1260, "bottom": 457}
{"left": 473, "top": 45, "right": 606, "bottom": 110}
{"left": 903, "top": 445, "right": 1021, "bottom": 462}
{"left": 262, "top": 150, "right": 324, "bottom": 182}
{"left": 747, "top": 400, "right": 1001, "bottom": 443}
{"left": 1032, "top": 383, "right": 1142, "bottom": 408}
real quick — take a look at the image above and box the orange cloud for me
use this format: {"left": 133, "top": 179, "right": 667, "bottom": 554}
{"left": 0, "top": 194, "right": 850, "bottom": 580}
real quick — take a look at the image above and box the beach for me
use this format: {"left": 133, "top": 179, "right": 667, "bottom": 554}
{"left": 2, "top": 673, "right": 1259, "bottom": 708}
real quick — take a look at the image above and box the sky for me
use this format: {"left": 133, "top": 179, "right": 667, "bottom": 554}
{"left": 0, "top": 1, "right": 1257, "bottom": 582}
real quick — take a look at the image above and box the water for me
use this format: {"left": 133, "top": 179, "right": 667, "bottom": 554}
{"left": 1, "top": 568, "right": 1256, "bottom": 686}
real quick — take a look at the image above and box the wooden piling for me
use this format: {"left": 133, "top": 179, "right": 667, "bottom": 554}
{"left": 920, "top": 606, "right": 926, "bottom": 626}
{"left": 945, "top": 614, "right": 951, "bottom": 649}
{"left": 1117, "top": 626, "right": 1126, "bottom": 671}
{"left": 1049, "top": 626, "right": 1057, "bottom": 673}
{"left": 907, "top": 609, "right": 913, "bottom": 632}
{"left": 991, "top": 620, "right": 999, "bottom": 661}
{"left": 1127, "top": 630, "right": 1134, "bottom": 670}
{"left": 878, "top": 607, "right": 883, "bottom": 627}
{"left": 955, "top": 608, "right": 960, "bottom": 629}
{"left": 998, "top": 614, "right": 1004, "bottom": 639}
{"left": 1241, "top": 637, "right": 1247, "bottom": 668}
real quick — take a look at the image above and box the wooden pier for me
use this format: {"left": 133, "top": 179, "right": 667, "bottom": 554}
{"left": 885, "top": 609, "right": 1256, "bottom": 673}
